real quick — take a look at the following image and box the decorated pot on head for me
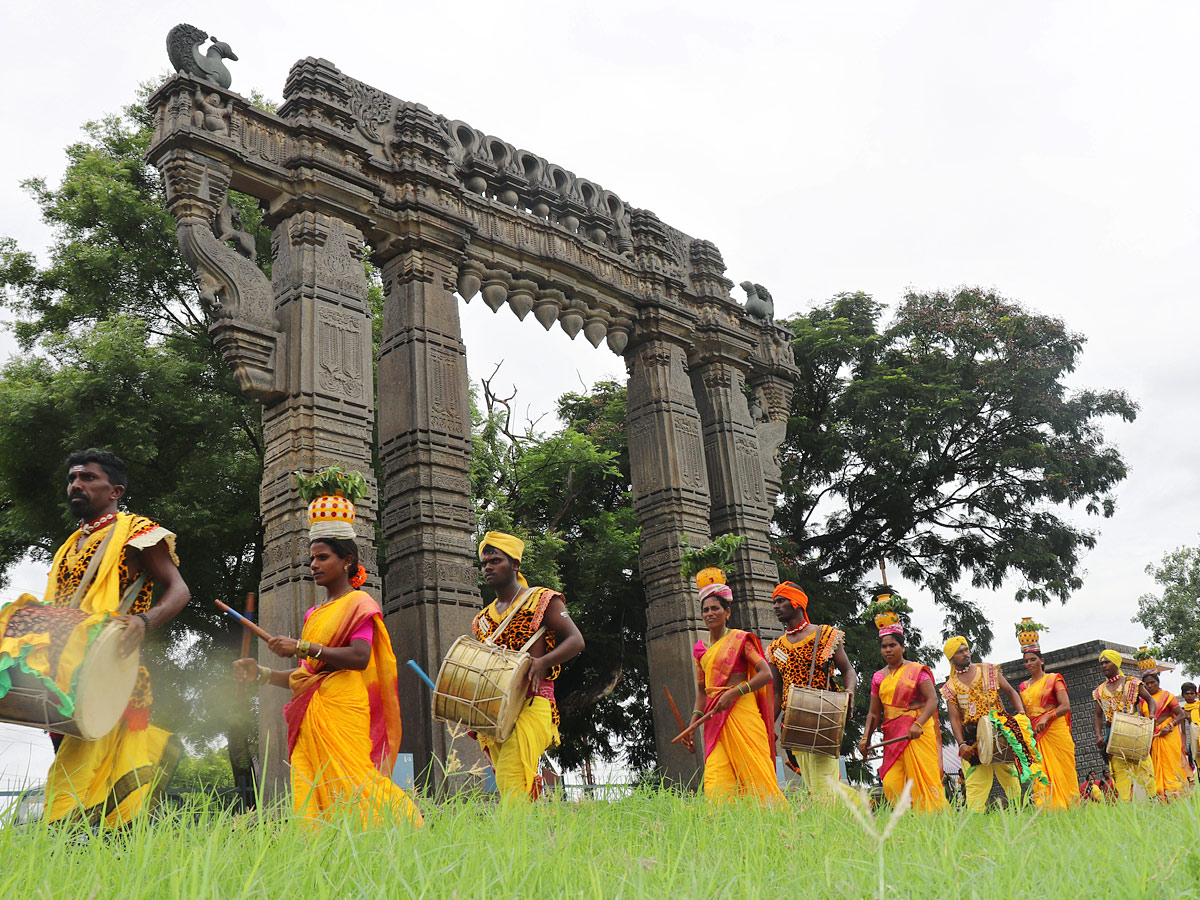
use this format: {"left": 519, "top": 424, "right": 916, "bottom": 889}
{"left": 294, "top": 465, "right": 370, "bottom": 586}
{"left": 1015, "top": 617, "right": 1049, "bottom": 655}
{"left": 866, "top": 585, "right": 911, "bottom": 637}
{"left": 1134, "top": 646, "right": 1160, "bottom": 674}
{"left": 679, "top": 534, "right": 745, "bottom": 602}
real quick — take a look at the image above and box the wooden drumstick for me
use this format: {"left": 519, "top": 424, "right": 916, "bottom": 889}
{"left": 236, "top": 593, "right": 255, "bottom": 698}
{"left": 239, "top": 593, "right": 256, "bottom": 659}
{"left": 216, "top": 598, "right": 275, "bottom": 643}
{"left": 859, "top": 733, "right": 913, "bottom": 758}
{"left": 672, "top": 707, "right": 718, "bottom": 745}
{"left": 662, "top": 686, "right": 696, "bottom": 755}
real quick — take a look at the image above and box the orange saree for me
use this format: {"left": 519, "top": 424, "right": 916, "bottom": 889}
{"left": 1148, "top": 689, "right": 1185, "bottom": 800}
{"left": 283, "top": 590, "right": 421, "bottom": 825}
{"left": 1020, "top": 673, "right": 1077, "bottom": 809}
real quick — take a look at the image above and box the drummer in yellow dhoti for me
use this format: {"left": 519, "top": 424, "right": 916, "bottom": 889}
{"left": 767, "top": 581, "right": 855, "bottom": 802}
{"left": 1134, "top": 649, "right": 1187, "bottom": 801}
{"left": 1092, "top": 649, "right": 1157, "bottom": 801}
{"left": 472, "top": 531, "right": 585, "bottom": 801}
{"left": 0, "top": 450, "right": 190, "bottom": 825}
{"left": 942, "top": 635, "right": 1041, "bottom": 811}
{"left": 1015, "top": 618, "right": 1077, "bottom": 808}
{"left": 234, "top": 467, "right": 422, "bottom": 825}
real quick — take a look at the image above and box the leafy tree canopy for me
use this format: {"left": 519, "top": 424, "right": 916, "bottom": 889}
{"left": 1135, "top": 542, "right": 1200, "bottom": 678}
{"left": 776, "top": 288, "right": 1137, "bottom": 656}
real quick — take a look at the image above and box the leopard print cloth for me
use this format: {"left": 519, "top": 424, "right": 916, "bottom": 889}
{"left": 768, "top": 625, "right": 845, "bottom": 693}
{"left": 473, "top": 588, "right": 562, "bottom": 726}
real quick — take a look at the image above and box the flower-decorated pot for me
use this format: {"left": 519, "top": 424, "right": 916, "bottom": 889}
{"left": 695, "top": 566, "right": 725, "bottom": 589}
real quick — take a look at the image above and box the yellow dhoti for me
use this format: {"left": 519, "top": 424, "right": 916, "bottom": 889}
{"left": 791, "top": 750, "right": 840, "bottom": 802}
{"left": 478, "top": 696, "right": 557, "bottom": 801}
{"left": 46, "top": 723, "right": 179, "bottom": 825}
{"left": 1111, "top": 754, "right": 1155, "bottom": 801}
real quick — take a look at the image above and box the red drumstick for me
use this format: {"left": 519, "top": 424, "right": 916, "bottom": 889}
{"left": 663, "top": 686, "right": 696, "bottom": 755}
{"left": 672, "top": 707, "right": 718, "bottom": 745}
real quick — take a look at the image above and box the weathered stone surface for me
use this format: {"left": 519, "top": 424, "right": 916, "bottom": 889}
{"left": 147, "top": 49, "right": 798, "bottom": 790}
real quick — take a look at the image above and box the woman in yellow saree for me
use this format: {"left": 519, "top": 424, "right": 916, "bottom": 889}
{"left": 857, "top": 621, "right": 946, "bottom": 811}
{"left": 1018, "top": 645, "right": 1076, "bottom": 809}
{"left": 234, "top": 472, "right": 421, "bottom": 826}
{"left": 683, "top": 583, "right": 782, "bottom": 801}
{"left": 1141, "top": 671, "right": 1187, "bottom": 800}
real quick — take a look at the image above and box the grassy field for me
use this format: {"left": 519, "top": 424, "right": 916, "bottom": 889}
{"left": 2, "top": 788, "right": 1199, "bottom": 900}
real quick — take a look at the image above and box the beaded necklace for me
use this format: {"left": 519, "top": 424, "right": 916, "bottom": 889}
{"left": 79, "top": 512, "right": 117, "bottom": 537}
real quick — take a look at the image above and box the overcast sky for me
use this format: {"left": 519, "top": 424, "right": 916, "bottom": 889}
{"left": 2, "top": 2, "right": 1198, "bottom": 782}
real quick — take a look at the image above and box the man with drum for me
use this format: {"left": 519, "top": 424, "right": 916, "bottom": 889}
{"left": 4, "top": 450, "right": 190, "bottom": 824}
{"left": 767, "top": 581, "right": 855, "bottom": 802}
{"left": 1092, "top": 649, "right": 1157, "bottom": 801}
{"left": 471, "top": 532, "right": 584, "bottom": 801}
{"left": 941, "top": 636, "right": 1026, "bottom": 811}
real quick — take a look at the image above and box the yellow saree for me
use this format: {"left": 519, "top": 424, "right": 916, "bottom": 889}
{"left": 697, "top": 630, "right": 782, "bottom": 802}
{"left": 875, "top": 663, "right": 946, "bottom": 811}
{"left": 284, "top": 590, "right": 421, "bottom": 826}
{"left": 1020, "top": 673, "right": 1077, "bottom": 809}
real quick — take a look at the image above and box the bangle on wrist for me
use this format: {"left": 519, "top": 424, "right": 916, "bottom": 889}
{"left": 256, "top": 665, "right": 271, "bottom": 684}
{"left": 692, "top": 709, "right": 703, "bottom": 716}
{"left": 134, "top": 612, "right": 151, "bottom": 630}
{"left": 296, "top": 639, "right": 311, "bottom": 658}
{"left": 312, "top": 643, "right": 323, "bottom": 659}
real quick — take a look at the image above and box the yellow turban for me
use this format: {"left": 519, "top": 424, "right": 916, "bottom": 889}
{"left": 943, "top": 636, "right": 968, "bottom": 661}
{"left": 478, "top": 531, "right": 529, "bottom": 588}
{"left": 1099, "top": 649, "right": 1123, "bottom": 668}
{"left": 479, "top": 531, "right": 524, "bottom": 562}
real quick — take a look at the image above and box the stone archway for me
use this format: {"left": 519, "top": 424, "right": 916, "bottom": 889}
{"left": 148, "top": 48, "right": 797, "bottom": 789}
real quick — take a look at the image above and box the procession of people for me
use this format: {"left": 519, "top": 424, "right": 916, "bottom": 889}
{"left": 0, "top": 450, "right": 1192, "bottom": 828}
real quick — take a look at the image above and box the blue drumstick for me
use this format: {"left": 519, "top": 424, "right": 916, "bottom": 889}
{"left": 406, "top": 659, "right": 437, "bottom": 691}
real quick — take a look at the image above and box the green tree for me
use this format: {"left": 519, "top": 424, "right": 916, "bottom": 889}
{"left": 0, "top": 89, "right": 267, "bottom": 783}
{"left": 1135, "top": 542, "right": 1200, "bottom": 677}
{"left": 776, "top": 288, "right": 1137, "bottom": 658}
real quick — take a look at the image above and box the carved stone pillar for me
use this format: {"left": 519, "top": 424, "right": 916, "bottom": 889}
{"left": 626, "top": 335, "right": 712, "bottom": 786}
{"left": 253, "top": 210, "right": 378, "bottom": 795}
{"left": 690, "top": 353, "right": 777, "bottom": 635}
{"left": 376, "top": 247, "right": 479, "bottom": 783}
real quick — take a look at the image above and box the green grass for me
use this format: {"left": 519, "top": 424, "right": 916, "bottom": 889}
{"left": 2, "top": 789, "right": 1199, "bottom": 899}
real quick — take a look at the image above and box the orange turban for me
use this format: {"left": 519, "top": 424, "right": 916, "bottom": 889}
{"left": 772, "top": 582, "right": 808, "bottom": 611}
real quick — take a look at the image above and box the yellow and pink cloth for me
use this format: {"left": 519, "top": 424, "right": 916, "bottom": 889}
{"left": 695, "top": 628, "right": 782, "bottom": 801}
{"left": 284, "top": 589, "right": 421, "bottom": 825}
{"left": 1020, "top": 672, "right": 1077, "bottom": 808}
{"left": 871, "top": 662, "right": 946, "bottom": 811}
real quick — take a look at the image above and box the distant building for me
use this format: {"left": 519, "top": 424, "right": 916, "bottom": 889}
{"left": 997, "top": 639, "right": 1167, "bottom": 779}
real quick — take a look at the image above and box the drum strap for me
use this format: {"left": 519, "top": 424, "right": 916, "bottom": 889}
{"left": 806, "top": 624, "right": 826, "bottom": 688}
{"left": 68, "top": 527, "right": 117, "bottom": 609}
{"left": 484, "top": 588, "right": 531, "bottom": 647}
{"left": 117, "top": 573, "right": 148, "bottom": 615}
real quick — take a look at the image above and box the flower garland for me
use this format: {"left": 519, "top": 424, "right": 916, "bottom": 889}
{"left": 987, "top": 710, "right": 1049, "bottom": 786}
